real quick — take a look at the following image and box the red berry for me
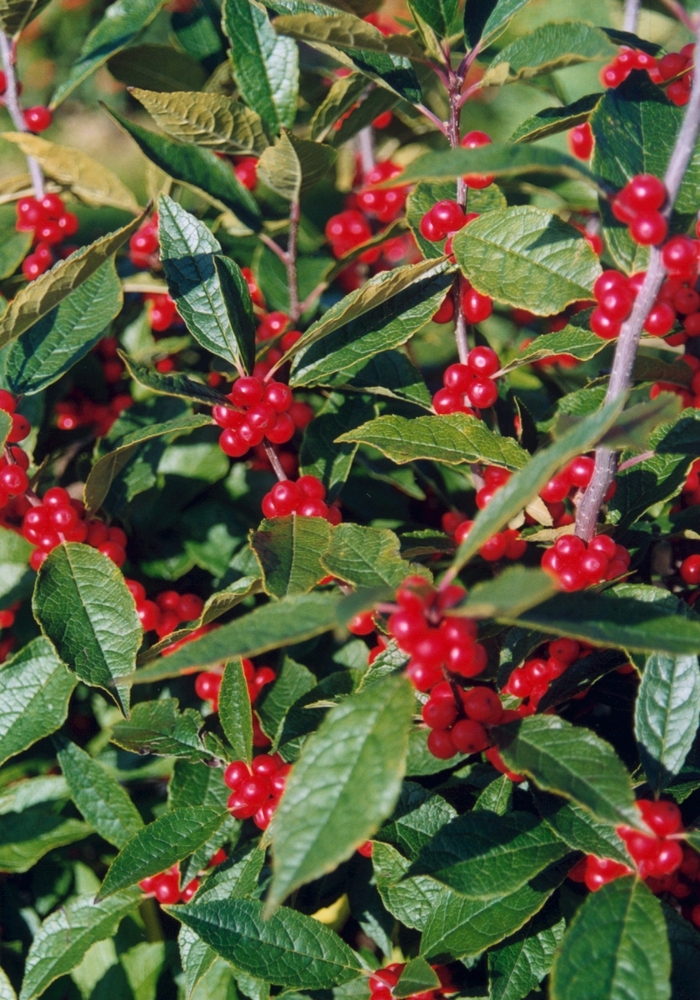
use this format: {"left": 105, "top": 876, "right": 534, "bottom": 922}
{"left": 629, "top": 211, "right": 668, "bottom": 246}
{"left": 479, "top": 532, "right": 507, "bottom": 561}
{"left": 680, "top": 554, "right": 700, "bottom": 584}
{"left": 467, "top": 377, "right": 498, "bottom": 409}
{"left": 462, "top": 687, "right": 503, "bottom": 724}
{"left": 234, "top": 157, "right": 258, "bottom": 190}
{"left": 462, "top": 287, "right": 493, "bottom": 323}
{"left": 568, "top": 123, "right": 594, "bottom": 160}
{"left": 568, "top": 456, "right": 595, "bottom": 488}
{"left": 426, "top": 728, "right": 457, "bottom": 759}
{"left": 590, "top": 308, "right": 621, "bottom": 339}
{"left": 467, "top": 346, "right": 499, "bottom": 377}
{"left": 638, "top": 798, "right": 683, "bottom": 836}
{"left": 23, "top": 106, "right": 53, "bottom": 132}
{"left": 662, "top": 235, "right": 698, "bottom": 276}
{"left": 348, "top": 611, "right": 375, "bottom": 635}
{"left": 230, "top": 376, "right": 264, "bottom": 407}
{"left": 195, "top": 671, "right": 221, "bottom": 701}
{"left": 450, "top": 718, "right": 489, "bottom": 753}
{"left": 153, "top": 873, "right": 180, "bottom": 904}
{"left": 643, "top": 302, "right": 675, "bottom": 336}
{"left": 431, "top": 199, "right": 466, "bottom": 234}
{"left": 224, "top": 760, "right": 250, "bottom": 790}
{"left": 621, "top": 174, "right": 666, "bottom": 213}
{"left": 422, "top": 697, "right": 458, "bottom": 730}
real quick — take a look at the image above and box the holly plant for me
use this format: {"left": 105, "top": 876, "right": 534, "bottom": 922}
{"left": 3, "top": 0, "right": 700, "bottom": 998}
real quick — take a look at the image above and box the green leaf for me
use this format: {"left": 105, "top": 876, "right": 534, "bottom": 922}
{"left": 391, "top": 143, "right": 604, "bottom": 192}
{"left": 1, "top": 132, "right": 141, "bottom": 214}
{"left": 377, "top": 781, "right": 456, "bottom": 860}
{"left": 55, "top": 738, "right": 143, "bottom": 849}
{"left": 219, "top": 659, "right": 253, "bottom": 763}
{"left": 635, "top": 652, "right": 700, "bottom": 795}
{"left": 158, "top": 195, "right": 257, "bottom": 372}
{"left": 50, "top": 0, "right": 166, "bottom": 107}
{"left": 257, "top": 656, "right": 316, "bottom": 744}
{"left": 99, "top": 806, "right": 229, "bottom": 898}
{"left": 510, "top": 590, "right": 700, "bottom": 656}
{"left": 394, "top": 958, "right": 440, "bottom": 999}
{"left": 299, "top": 392, "right": 375, "bottom": 499}
{"left": 0, "top": 226, "right": 31, "bottom": 280}
{"left": 0, "top": 777, "right": 91, "bottom": 873}
{"left": 111, "top": 698, "right": 213, "bottom": 761}
{"left": 119, "top": 350, "right": 229, "bottom": 406}
{"left": 327, "top": 350, "right": 432, "bottom": 409}
{"left": 336, "top": 413, "right": 528, "bottom": 469}
{"left": 0, "top": 525, "right": 33, "bottom": 604}
{"left": 411, "top": 810, "right": 569, "bottom": 898}
{"left": 466, "top": 0, "right": 535, "bottom": 48}
{"left": 289, "top": 261, "right": 455, "bottom": 387}
{"left": 489, "top": 908, "right": 565, "bottom": 1000}
{"left": 662, "top": 903, "right": 700, "bottom": 1000}
{"left": 131, "top": 592, "right": 343, "bottom": 683}
{"left": 309, "top": 72, "right": 369, "bottom": 141}
{"left": 107, "top": 43, "right": 208, "bottom": 93}
{"left": 222, "top": 0, "right": 299, "bottom": 135}
{"left": 591, "top": 73, "right": 700, "bottom": 273}
{"left": 551, "top": 876, "right": 670, "bottom": 1000}
{"left": 0, "top": 213, "right": 144, "bottom": 351}
{"left": 373, "top": 840, "right": 448, "bottom": 931}
{"left": 453, "top": 206, "right": 601, "bottom": 315}
{"left": 173, "top": 898, "right": 362, "bottom": 988}
{"left": 455, "top": 567, "right": 557, "bottom": 620}
{"left": 408, "top": 0, "right": 457, "bottom": 36}
{"left": 84, "top": 410, "right": 212, "bottom": 514}
{"left": 0, "top": 0, "right": 51, "bottom": 36}
{"left": 485, "top": 21, "right": 615, "bottom": 85}
{"left": 510, "top": 93, "right": 602, "bottom": 144}
{"left": 267, "top": 673, "right": 414, "bottom": 911}
{"left": 18, "top": 889, "right": 142, "bottom": 1000}
{"left": 130, "top": 87, "right": 268, "bottom": 155}
{"left": 449, "top": 399, "right": 623, "bottom": 575}
{"left": 535, "top": 793, "right": 632, "bottom": 865}
{"left": 107, "top": 108, "right": 262, "bottom": 230}
{"left": 494, "top": 715, "right": 638, "bottom": 827}
{"left": 498, "top": 319, "right": 606, "bottom": 374}
{"left": 5, "top": 259, "right": 122, "bottom": 396}
{"left": 257, "top": 130, "right": 337, "bottom": 201}
{"left": 321, "top": 523, "right": 424, "bottom": 589}
{"left": 251, "top": 515, "right": 331, "bottom": 599}
{"left": 32, "top": 543, "right": 141, "bottom": 715}
{"left": 537, "top": 647, "right": 628, "bottom": 712}
{"left": 0, "top": 638, "right": 76, "bottom": 768}
{"left": 0, "top": 967, "right": 16, "bottom": 1000}
{"left": 420, "top": 859, "right": 568, "bottom": 961}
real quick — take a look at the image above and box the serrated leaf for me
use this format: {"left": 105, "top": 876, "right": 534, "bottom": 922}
{"left": 267, "top": 673, "right": 414, "bottom": 911}
{"left": 222, "top": 0, "right": 299, "bottom": 135}
{"left": 50, "top": 0, "right": 167, "bottom": 107}
{"left": 5, "top": 259, "right": 122, "bottom": 396}
{"left": 158, "top": 195, "right": 256, "bottom": 372}
{"left": 309, "top": 72, "right": 368, "bottom": 141}
{"left": 394, "top": 958, "right": 440, "bottom": 999}
{"left": 488, "top": 907, "right": 565, "bottom": 1000}
{"left": 449, "top": 399, "right": 623, "bottom": 574}
{"left": 551, "top": 876, "right": 670, "bottom": 1000}
{"left": 130, "top": 88, "right": 268, "bottom": 155}
{"left": 635, "top": 652, "right": 700, "bottom": 795}
{"left": 84, "top": 410, "right": 212, "bottom": 513}
{"left": 1, "top": 132, "right": 140, "bottom": 213}
{"left": 32, "top": 544, "right": 141, "bottom": 715}
{"left": 251, "top": 515, "right": 331, "bottom": 599}
{"left": 453, "top": 206, "right": 600, "bottom": 315}
{"left": 493, "top": 715, "right": 638, "bottom": 827}
{"left": 0, "top": 225, "right": 31, "bottom": 280}
{"left": 107, "top": 43, "right": 207, "bottom": 93}
{"left": 219, "top": 659, "right": 253, "bottom": 763}
{"left": 289, "top": 261, "right": 455, "bottom": 387}
{"left": 328, "top": 350, "right": 432, "bottom": 409}
{"left": 336, "top": 412, "right": 528, "bottom": 469}
{"left": 0, "top": 213, "right": 143, "bottom": 350}
{"left": 18, "top": 889, "right": 142, "bottom": 1000}
{"left": 0, "top": 638, "right": 76, "bottom": 768}
{"left": 257, "top": 656, "right": 316, "bottom": 744}
{"left": 420, "top": 859, "right": 568, "bottom": 961}
{"left": 131, "top": 592, "right": 344, "bottom": 683}
{"left": 411, "top": 811, "right": 569, "bottom": 899}
{"left": 0, "top": 0, "right": 51, "bottom": 35}
{"left": 486, "top": 21, "right": 615, "bottom": 85}
{"left": 99, "top": 806, "right": 228, "bottom": 898}
{"left": 373, "top": 840, "right": 448, "bottom": 930}
{"left": 409, "top": 0, "right": 458, "bottom": 36}
{"left": 257, "top": 130, "right": 336, "bottom": 201}
{"left": 498, "top": 320, "right": 606, "bottom": 374}
{"left": 120, "top": 351, "right": 228, "bottom": 406}
{"left": 406, "top": 180, "right": 506, "bottom": 259}
{"left": 535, "top": 793, "right": 633, "bottom": 866}
{"left": 0, "top": 525, "right": 33, "bottom": 604}
{"left": 455, "top": 567, "right": 557, "bottom": 620}
{"left": 466, "top": 0, "right": 535, "bottom": 48}
{"left": 510, "top": 93, "right": 602, "bottom": 143}
{"left": 299, "top": 392, "right": 375, "bottom": 498}
{"left": 107, "top": 108, "right": 261, "bottom": 230}
{"left": 322, "top": 523, "right": 424, "bottom": 589}
{"left": 111, "top": 699, "right": 212, "bottom": 761}
{"left": 377, "top": 781, "right": 456, "bottom": 860}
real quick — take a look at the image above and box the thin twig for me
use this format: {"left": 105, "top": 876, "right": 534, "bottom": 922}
{"left": 356, "top": 126, "right": 375, "bottom": 175}
{"left": 258, "top": 232, "right": 288, "bottom": 265}
{"left": 659, "top": 0, "right": 698, "bottom": 32}
{"left": 263, "top": 441, "right": 288, "bottom": 481}
{"left": 0, "top": 31, "right": 44, "bottom": 199}
{"left": 454, "top": 277, "right": 469, "bottom": 363}
{"left": 623, "top": 0, "right": 641, "bottom": 34}
{"left": 286, "top": 200, "right": 301, "bottom": 323}
{"left": 415, "top": 103, "right": 449, "bottom": 136}
{"left": 575, "top": 22, "right": 700, "bottom": 542}
{"left": 298, "top": 279, "right": 328, "bottom": 316}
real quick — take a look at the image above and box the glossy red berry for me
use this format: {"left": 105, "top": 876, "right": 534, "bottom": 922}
{"left": 680, "top": 554, "right": 700, "bottom": 584}
{"left": 638, "top": 798, "right": 683, "bottom": 836}
{"left": 629, "top": 211, "right": 668, "bottom": 246}
{"left": 450, "top": 718, "right": 489, "bottom": 753}
{"left": 568, "top": 123, "right": 594, "bottom": 159}
{"left": 467, "top": 346, "right": 499, "bottom": 377}
{"left": 620, "top": 174, "right": 666, "bottom": 213}
{"left": 23, "top": 106, "right": 53, "bottom": 132}
{"left": 462, "top": 287, "right": 493, "bottom": 323}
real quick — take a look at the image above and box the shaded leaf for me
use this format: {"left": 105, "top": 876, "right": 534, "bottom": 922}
{"left": 0, "top": 226, "right": 31, "bottom": 280}
{"left": 373, "top": 840, "right": 448, "bottom": 931}
{"left": 322, "top": 523, "right": 425, "bottom": 589}
{"left": 510, "top": 93, "right": 602, "bottom": 144}
{"left": 111, "top": 698, "right": 212, "bottom": 761}
{"left": 455, "top": 567, "right": 557, "bottom": 620}
{"left": 299, "top": 392, "right": 375, "bottom": 499}
{"left": 251, "top": 515, "right": 331, "bottom": 599}
{"left": 394, "top": 958, "right": 440, "bottom": 999}
{"left": 0, "top": 525, "right": 33, "bottom": 604}
{"left": 327, "top": 350, "right": 432, "bottom": 409}
{"left": 488, "top": 907, "right": 565, "bottom": 1000}
{"left": 131, "top": 88, "right": 267, "bottom": 155}
{"left": 408, "top": 0, "right": 458, "bottom": 36}
{"left": 0, "top": 0, "right": 51, "bottom": 35}
{"left": 107, "top": 43, "right": 207, "bottom": 93}
{"left": 465, "top": 0, "right": 535, "bottom": 48}
{"left": 486, "top": 21, "right": 615, "bottom": 85}
{"left": 256, "top": 656, "right": 316, "bottom": 744}
{"left": 120, "top": 351, "right": 229, "bottom": 406}
{"left": 219, "top": 659, "right": 253, "bottom": 763}
{"left": 535, "top": 793, "right": 632, "bottom": 866}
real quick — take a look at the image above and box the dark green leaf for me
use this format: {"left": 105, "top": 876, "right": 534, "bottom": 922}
{"left": 510, "top": 93, "right": 603, "bottom": 144}
{"left": 99, "top": 806, "right": 229, "bottom": 898}
{"left": 408, "top": 0, "right": 457, "bottom": 36}
{"left": 537, "top": 647, "right": 628, "bottom": 712}
{"left": 110, "top": 698, "right": 212, "bottom": 761}
{"left": 550, "top": 876, "right": 670, "bottom": 1000}
{"left": 50, "top": 0, "right": 166, "bottom": 107}
{"left": 173, "top": 898, "right": 362, "bottom": 988}
{"left": 5, "top": 259, "right": 122, "bottom": 395}
{"left": 635, "top": 652, "right": 700, "bottom": 795}
{"left": 322, "top": 523, "right": 426, "bottom": 590}
{"left": 120, "top": 351, "right": 229, "bottom": 406}
{"left": 267, "top": 673, "right": 414, "bottom": 910}
{"left": 275, "top": 670, "right": 354, "bottom": 761}
{"left": 0, "top": 638, "right": 76, "bottom": 768}
{"left": 535, "top": 793, "right": 633, "bottom": 866}
{"left": 394, "top": 958, "right": 440, "bottom": 999}
{"left": 372, "top": 840, "right": 448, "bottom": 931}
{"left": 662, "top": 902, "right": 700, "bottom": 1000}
{"left": 251, "top": 515, "right": 331, "bottom": 599}
{"left": 222, "top": 0, "right": 299, "bottom": 135}
{"left": 0, "top": 0, "right": 52, "bottom": 36}
{"left": 131, "top": 87, "right": 267, "bottom": 154}
{"left": 219, "top": 658, "right": 253, "bottom": 763}
{"left": 299, "top": 392, "right": 375, "bottom": 498}
{"left": 377, "top": 781, "right": 456, "bottom": 860}
{"left": 0, "top": 777, "right": 91, "bottom": 874}
{"left": 56, "top": 738, "right": 143, "bottom": 848}
{"left": 107, "top": 44, "right": 208, "bottom": 93}
{"left": 465, "top": 0, "right": 534, "bottom": 49}
{"left": 485, "top": 21, "right": 615, "bottom": 85}
{"left": 455, "top": 566, "right": 557, "bottom": 620}
{"left": 494, "top": 715, "right": 639, "bottom": 827}
{"left": 488, "top": 907, "right": 565, "bottom": 1000}
{"left": 324, "top": 351, "right": 432, "bottom": 409}
{"left": 32, "top": 543, "right": 141, "bottom": 715}
{"left": 256, "top": 656, "right": 316, "bottom": 744}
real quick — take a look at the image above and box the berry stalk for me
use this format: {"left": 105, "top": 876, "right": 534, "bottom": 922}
{"left": 0, "top": 30, "right": 44, "bottom": 199}
{"left": 575, "top": 22, "right": 700, "bottom": 543}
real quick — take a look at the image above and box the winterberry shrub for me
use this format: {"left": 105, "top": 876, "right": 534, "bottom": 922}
{"left": 3, "top": 2, "right": 700, "bottom": 999}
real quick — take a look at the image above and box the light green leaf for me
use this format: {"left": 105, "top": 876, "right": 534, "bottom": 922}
{"left": 267, "top": 674, "right": 414, "bottom": 911}
{"left": 32, "top": 544, "right": 141, "bottom": 715}
{"left": 50, "top": 0, "right": 167, "bottom": 107}
{"left": 0, "top": 638, "right": 76, "bottom": 768}
{"left": 635, "top": 652, "right": 700, "bottom": 795}
{"left": 322, "top": 523, "right": 426, "bottom": 589}
{"left": 455, "top": 566, "right": 557, "bottom": 620}
{"left": 494, "top": 715, "right": 639, "bottom": 827}
{"left": 510, "top": 93, "right": 602, "bottom": 144}
{"left": 551, "top": 877, "right": 670, "bottom": 1000}
{"left": 110, "top": 698, "right": 212, "bottom": 761}
{"left": 222, "top": 0, "right": 299, "bottom": 135}
{"left": 0, "top": 225, "right": 31, "bottom": 280}
{"left": 498, "top": 317, "right": 606, "bottom": 374}
{"left": 56, "top": 738, "right": 143, "bottom": 848}
{"left": 257, "top": 130, "right": 336, "bottom": 201}
{"left": 250, "top": 515, "right": 331, "bottom": 599}
{"left": 219, "top": 659, "right": 253, "bottom": 763}
{"left": 0, "top": 967, "right": 16, "bottom": 1000}
{"left": 486, "top": 21, "right": 615, "bottom": 84}
{"left": 0, "top": 525, "right": 33, "bottom": 604}
{"left": 18, "top": 889, "right": 142, "bottom": 1000}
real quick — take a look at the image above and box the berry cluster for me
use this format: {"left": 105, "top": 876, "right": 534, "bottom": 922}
{"left": 146, "top": 292, "right": 180, "bottom": 333}
{"left": 600, "top": 43, "right": 694, "bottom": 107}
{"left": 128, "top": 214, "right": 160, "bottom": 270}
{"left": 261, "top": 474, "right": 341, "bottom": 523}
{"left": 126, "top": 581, "right": 204, "bottom": 639}
{"left": 21, "top": 488, "right": 127, "bottom": 570}
{"left": 195, "top": 657, "right": 276, "bottom": 718}
{"left": 368, "top": 962, "right": 455, "bottom": 1000}
{"left": 443, "top": 513, "right": 527, "bottom": 564}
{"left": 541, "top": 533, "right": 631, "bottom": 591}
{"left": 422, "top": 681, "right": 504, "bottom": 760}
{"left": 138, "top": 866, "right": 200, "bottom": 905}
{"left": 432, "top": 348, "right": 500, "bottom": 414}
{"left": 611, "top": 174, "right": 668, "bottom": 247}
{"left": 54, "top": 339, "right": 132, "bottom": 436}
{"left": 419, "top": 199, "right": 477, "bottom": 245}
{"left": 325, "top": 209, "right": 372, "bottom": 258}
{"left": 224, "top": 753, "right": 290, "bottom": 829}
{"left": 503, "top": 637, "right": 593, "bottom": 709}
{"left": 16, "top": 193, "right": 79, "bottom": 280}
{"left": 356, "top": 161, "right": 407, "bottom": 224}
{"left": 214, "top": 374, "right": 298, "bottom": 457}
